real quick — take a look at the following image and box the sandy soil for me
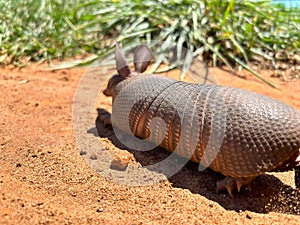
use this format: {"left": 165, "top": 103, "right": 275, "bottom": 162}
{"left": 0, "top": 62, "right": 299, "bottom": 224}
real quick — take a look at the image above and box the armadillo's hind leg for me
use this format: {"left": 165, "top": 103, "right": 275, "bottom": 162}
{"left": 216, "top": 176, "right": 256, "bottom": 197}
{"left": 295, "top": 154, "right": 300, "bottom": 188}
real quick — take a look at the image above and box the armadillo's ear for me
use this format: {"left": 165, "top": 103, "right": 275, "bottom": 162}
{"left": 134, "top": 44, "right": 153, "bottom": 73}
{"left": 115, "top": 42, "right": 131, "bottom": 78}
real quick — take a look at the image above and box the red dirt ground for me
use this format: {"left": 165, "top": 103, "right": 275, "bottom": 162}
{"left": 0, "top": 62, "right": 299, "bottom": 224}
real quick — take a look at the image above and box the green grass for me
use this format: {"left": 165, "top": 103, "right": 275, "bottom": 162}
{"left": 0, "top": 0, "right": 299, "bottom": 85}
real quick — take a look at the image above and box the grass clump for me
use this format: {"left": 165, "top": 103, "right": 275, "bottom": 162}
{"left": 0, "top": 0, "right": 299, "bottom": 85}
{"left": 0, "top": 0, "right": 103, "bottom": 65}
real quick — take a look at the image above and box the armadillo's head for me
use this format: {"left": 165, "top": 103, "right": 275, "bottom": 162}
{"left": 102, "top": 43, "right": 153, "bottom": 98}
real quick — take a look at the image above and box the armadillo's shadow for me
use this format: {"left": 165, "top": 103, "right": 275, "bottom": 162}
{"left": 93, "top": 108, "right": 300, "bottom": 215}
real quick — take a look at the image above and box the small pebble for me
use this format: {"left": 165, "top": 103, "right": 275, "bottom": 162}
{"left": 294, "top": 54, "right": 300, "bottom": 63}
{"left": 18, "top": 80, "right": 29, "bottom": 85}
{"left": 110, "top": 155, "right": 131, "bottom": 171}
{"left": 80, "top": 151, "right": 87, "bottom": 156}
{"left": 90, "top": 154, "right": 98, "bottom": 160}
{"left": 96, "top": 208, "right": 103, "bottom": 212}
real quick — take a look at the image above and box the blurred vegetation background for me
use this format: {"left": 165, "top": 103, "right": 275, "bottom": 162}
{"left": 0, "top": 0, "right": 299, "bottom": 85}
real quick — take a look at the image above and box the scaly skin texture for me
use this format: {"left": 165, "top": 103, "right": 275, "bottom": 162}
{"left": 102, "top": 43, "right": 300, "bottom": 195}
{"left": 111, "top": 75, "right": 300, "bottom": 176}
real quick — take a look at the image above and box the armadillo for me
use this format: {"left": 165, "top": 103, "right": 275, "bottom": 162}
{"left": 102, "top": 43, "right": 300, "bottom": 196}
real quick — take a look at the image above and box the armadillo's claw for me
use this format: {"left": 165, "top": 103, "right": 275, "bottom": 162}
{"left": 226, "top": 186, "right": 233, "bottom": 197}
{"left": 236, "top": 181, "right": 243, "bottom": 192}
{"left": 216, "top": 176, "right": 256, "bottom": 197}
{"left": 247, "top": 184, "right": 252, "bottom": 192}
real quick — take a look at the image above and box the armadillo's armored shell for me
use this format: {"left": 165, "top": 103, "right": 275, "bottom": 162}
{"left": 112, "top": 74, "right": 300, "bottom": 178}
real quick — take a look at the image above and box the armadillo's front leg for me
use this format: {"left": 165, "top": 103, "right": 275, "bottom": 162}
{"left": 296, "top": 169, "right": 300, "bottom": 188}
{"left": 216, "top": 176, "right": 256, "bottom": 197}
{"left": 100, "top": 114, "right": 112, "bottom": 127}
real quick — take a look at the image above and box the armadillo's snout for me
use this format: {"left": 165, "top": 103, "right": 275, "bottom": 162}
{"left": 102, "top": 74, "right": 124, "bottom": 97}
{"left": 102, "top": 81, "right": 112, "bottom": 96}
{"left": 102, "top": 87, "right": 110, "bottom": 96}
